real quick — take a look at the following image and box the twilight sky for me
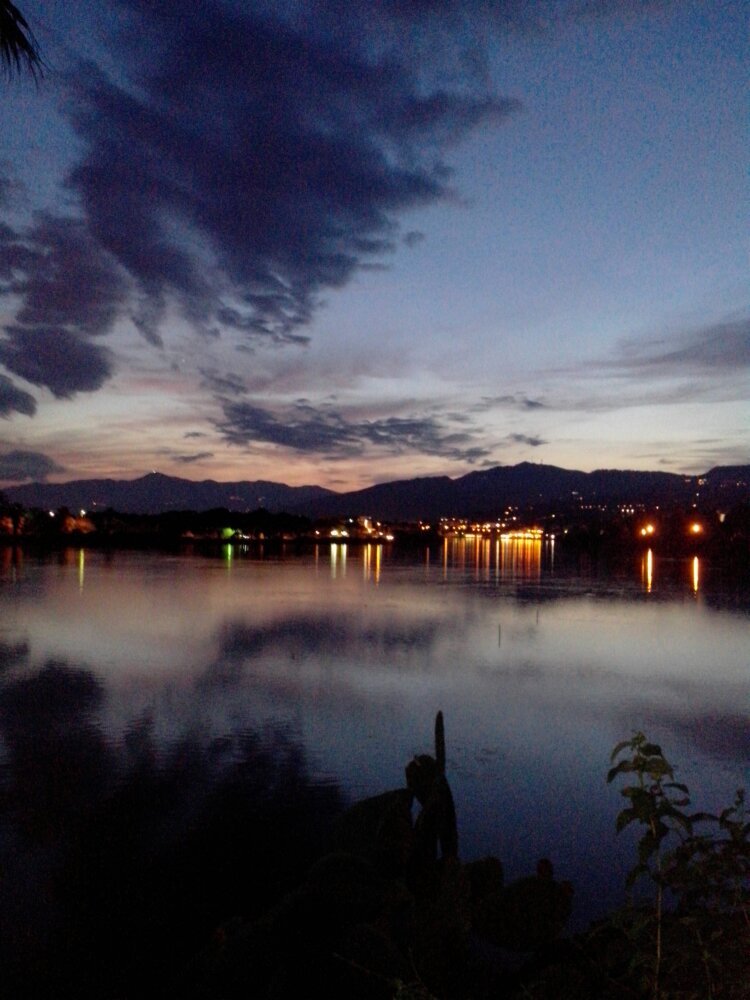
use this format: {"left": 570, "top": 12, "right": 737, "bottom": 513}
{"left": 0, "top": 0, "right": 747, "bottom": 491}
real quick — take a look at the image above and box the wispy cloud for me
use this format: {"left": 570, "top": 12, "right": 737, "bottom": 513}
{"left": 611, "top": 317, "right": 750, "bottom": 377}
{"left": 474, "top": 394, "right": 546, "bottom": 412}
{"left": 174, "top": 451, "right": 214, "bottom": 465}
{"left": 505, "top": 433, "right": 546, "bottom": 447}
{"left": 636, "top": 440, "right": 750, "bottom": 472}
{"left": 217, "top": 399, "right": 490, "bottom": 463}
{"left": 199, "top": 369, "right": 247, "bottom": 398}
{"left": 537, "top": 314, "right": 750, "bottom": 414}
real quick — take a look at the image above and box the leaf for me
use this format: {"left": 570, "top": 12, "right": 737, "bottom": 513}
{"left": 616, "top": 807, "right": 638, "bottom": 832}
{"left": 641, "top": 742, "right": 663, "bottom": 757}
{"left": 624, "top": 788, "right": 654, "bottom": 819}
{"left": 690, "top": 810, "right": 717, "bottom": 824}
{"left": 607, "top": 760, "right": 635, "bottom": 782}
{"left": 645, "top": 757, "right": 673, "bottom": 778}
{"left": 610, "top": 739, "right": 634, "bottom": 761}
{"left": 665, "top": 809, "right": 692, "bottom": 834}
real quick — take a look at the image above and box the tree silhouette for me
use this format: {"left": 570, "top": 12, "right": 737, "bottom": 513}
{"left": 1, "top": 1, "right": 42, "bottom": 79}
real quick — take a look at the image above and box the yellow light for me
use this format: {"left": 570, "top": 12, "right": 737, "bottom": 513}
{"left": 642, "top": 548, "right": 653, "bottom": 592}
{"left": 690, "top": 523, "right": 702, "bottom": 534}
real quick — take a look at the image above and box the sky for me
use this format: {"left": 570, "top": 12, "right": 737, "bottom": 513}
{"left": 0, "top": 0, "right": 747, "bottom": 491}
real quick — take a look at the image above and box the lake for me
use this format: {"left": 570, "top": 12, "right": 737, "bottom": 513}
{"left": 0, "top": 538, "right": 748, "bottom": 992}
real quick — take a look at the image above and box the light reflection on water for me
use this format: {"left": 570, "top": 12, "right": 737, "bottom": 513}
{"left": 0, "top": 541, "right": 748, "bottom": 927}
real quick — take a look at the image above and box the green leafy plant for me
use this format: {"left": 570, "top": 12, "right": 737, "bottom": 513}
{"left": 607, "top": 732, "right": 749, "bottom": 1000}
{"left": 608, "top": 733, "right": 692, "bottom": 997}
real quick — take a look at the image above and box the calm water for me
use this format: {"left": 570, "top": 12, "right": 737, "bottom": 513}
{"left": 1, "top": 539, "right": 748, "bottom": 945}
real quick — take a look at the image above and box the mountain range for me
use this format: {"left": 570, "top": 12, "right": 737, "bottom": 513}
{"left": 3, "top": 463, "right": 748, "bottom": 520}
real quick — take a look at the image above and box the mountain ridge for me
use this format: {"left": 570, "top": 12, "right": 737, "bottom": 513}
{"left": 3, "top": 463, "right": 748, "bottom": 519}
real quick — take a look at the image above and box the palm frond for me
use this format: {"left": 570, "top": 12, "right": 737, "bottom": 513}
{"left": 0, "top": 1, "right": 42, "bottom": 80}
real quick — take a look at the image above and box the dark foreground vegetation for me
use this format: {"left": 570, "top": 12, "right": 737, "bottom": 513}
{"left": 0, "top": 649, "right": 747, "bottom": 998}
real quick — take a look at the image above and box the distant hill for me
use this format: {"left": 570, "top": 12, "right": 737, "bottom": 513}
{"left": 3, "top": 463, "right": 748, "bottom": 519}
{"left": 289, "top": 462, "right": 750, "bottom": 521}
{"left": 3, "top": 472, "right": 334, "bottom": 515}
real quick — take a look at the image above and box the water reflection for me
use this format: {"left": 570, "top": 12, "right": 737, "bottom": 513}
{"left": 642, "top": 547, "right": 654, "bottom": 592}
{"left": 362, "top": 542, "right": 382, "bottom": 583}
{"left": 639, "top": 549, "right": 705, "bottom": 596}
{"left": 0, "top": 543, "right": 23, "bottom": 578}
{"left": 0, "top": 545, "right": 748, "bottom": 941}
{"left": 0, "top": 654, "right": 343, "bottom": 999}
{"left": 439, "top": 534, "right": 547, "bottom": 581}
{"left": 330, "top": 541, "right": 347, "bottom": 578}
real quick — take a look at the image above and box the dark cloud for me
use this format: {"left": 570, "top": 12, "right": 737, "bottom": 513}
{"left": 0, "top": 214, "right": 128, "bottom": 335}
{"left": 0, "top": 449, "right": 64, "bottom": 482}
{"left": 184, "top": 431, "right": 206, "bottom": 439}
{"left": 0, "top": 374, "right": 36, "bottom": 416}
{"left": 403, "top": 230, "right": 426, "bottom": 247}
{"left": 0, "top": 326, "right": 113, "bottom": 397}
{"left": 174, "top": 452, "right": 214, "bottom": 464}
{"left": 476, "top": 393, "right": 546, "bottom": 411}
{"left": 199, "top": 369, "right": 247, "bottom": 397}
{"left": 0, "top": 212, "right": 124, "bottom": 397}
{"left": 55, "top": 1, "right": 518, "bottom": 347}
{"left": 217, "top": 399, "right": 490, "bottom": 463}
{"left": 506, "top": 433, "right": 546, "bottom": 447}
{"left": 216, "top": 306, "right": 310, "bottom": 346}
